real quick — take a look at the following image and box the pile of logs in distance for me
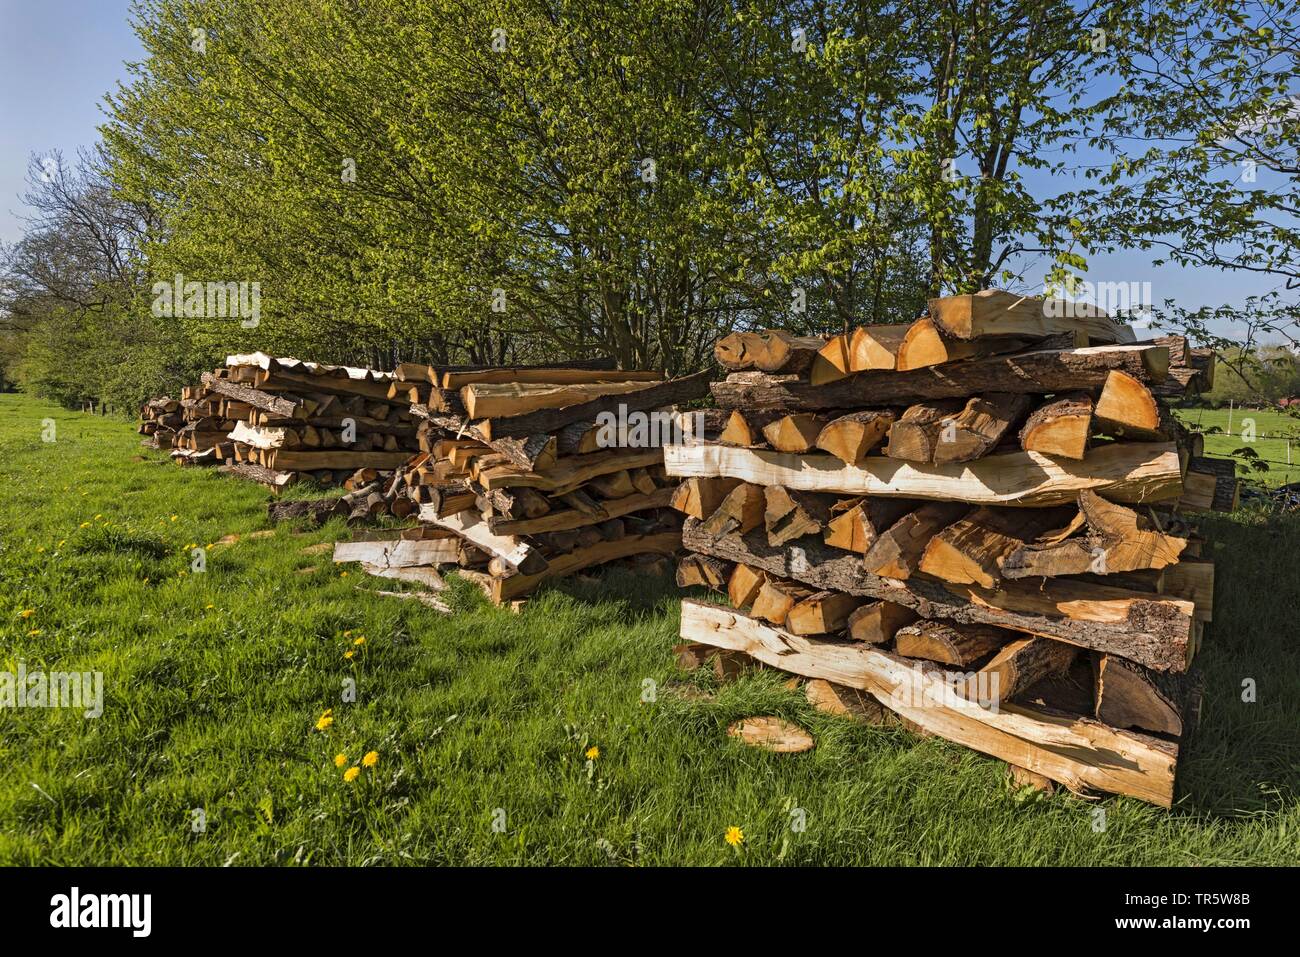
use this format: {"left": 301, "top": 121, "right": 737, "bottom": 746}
{"left": 139, "top": 353, "right": 420, "bottom": 488}
{"left": 671, "top": 289, "right": 1224, "bottom": 807}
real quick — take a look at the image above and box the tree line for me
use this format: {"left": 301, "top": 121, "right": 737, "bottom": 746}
{"left": 1, "top": 0, "right": 1297, "bottom": 411}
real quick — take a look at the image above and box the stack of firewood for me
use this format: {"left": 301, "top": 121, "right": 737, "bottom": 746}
{"left": 137, "top": 397, "right": 183, "bottom": 450}
{"left": 670, "top": 289, "right": 1225, "bottom": 807}
{"left": 140, "top": 353, "right": 424, "bottom": 487}
{"left": 330, "top": 359, "right": 713, "bottom": 604}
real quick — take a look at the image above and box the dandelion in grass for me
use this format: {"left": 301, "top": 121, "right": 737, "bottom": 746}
{"left": 79, "top": 522, "right": 90, "bottom": 528}
{"left": 205, "top": 604, "right": 215, "bottom": 610}
{"left": 334, "top": 753, "right": 347, "bottom": 767}
{"left": 343, "top": 767, "right": 360, "bottom": 783}
{"left": 343, "top": 630, "right": 353, "bottom": 637}
{"left": 353, "top": 636, "right": 366, "bottom": 646}
{"left": 315, "top": 709, "right": 334, "bottom": 731}
{"left": 19, "top": 609, "right": 35, "bottom": 619}
{"left": 170, "top": 515, "right": 178, "bottom": 522}
{"left": 362, "top": 751, "right": 378, "bottom": 768}
{"left": 57, "top": 540, "right": 65, "bottom": 547}
{"left": 725, "top": 826, "right": 744, "bottom": 847}
{"left": 28, "top": 629, "right": 41, "bottom": 637}
{"left": 585, "top": 746, "right": 600, "bottom": 761}
{"left": 344, "top": 650, "right": 355, "bottom": 660}
{"left": 340, "top": 571, "right": 349, "bottom": 578}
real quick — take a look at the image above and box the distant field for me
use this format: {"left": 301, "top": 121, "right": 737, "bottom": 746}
{"left": 1176, "top": 406, "right": 1300, "bottom": 488}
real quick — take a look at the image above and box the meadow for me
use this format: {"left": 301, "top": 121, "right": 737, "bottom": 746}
{"left": 1176, "top": 406, "right": 1300, "bottom": 488}
{"left": 1, "top": 393, "right": 1297, "bottom": 866}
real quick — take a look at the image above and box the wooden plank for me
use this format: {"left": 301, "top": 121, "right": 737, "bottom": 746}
{"left": 333, "top": 539, "right": 461, "bottom": 567}
{"left": 441, "top": 368, "right": 662, "bottom": 389}
{"left": 680, "top": 601, "right": 1177, "bottom": 806}
{"left": 479, "top": 370, "right": 712, "bottom": 439}
{"left": 663, "top": 442, "right": 1184, "bottom": 507}
{"left": 418, "top": 509, "right": 549, "bottom": 575}
{"left": 460, "top": 380, "right": 662, "bottom": 419}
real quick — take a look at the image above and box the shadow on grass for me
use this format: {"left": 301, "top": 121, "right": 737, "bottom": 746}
{"left": 1175, "top": 508, "right": 1300, "bottom": 815}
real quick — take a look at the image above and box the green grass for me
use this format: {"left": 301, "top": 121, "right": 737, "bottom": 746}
{"left": 1, "top": 392, "right": 1298, "bottom": 865}
{"left": 1176, "top": 406, "right": 1300, "bottom": 488}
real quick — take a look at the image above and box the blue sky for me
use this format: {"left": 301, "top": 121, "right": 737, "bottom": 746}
{"left": 0, "top": 1, "right": 1284, "bottom": 340}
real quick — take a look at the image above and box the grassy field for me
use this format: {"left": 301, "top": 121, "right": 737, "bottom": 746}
{"left": 1, "top": 392, "right": 1298, "bottom": 866}
{"left": 1176, "top": 406, "right": 1300, "bottom": 488}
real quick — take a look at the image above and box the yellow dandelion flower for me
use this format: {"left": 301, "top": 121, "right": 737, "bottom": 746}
{"left": 79, "top": 522, "right": 91, "bottom": 528}
{"left": 94, "top": 514, "right": 102, "bottom": 520}
{"left": 340, "top": 571, "right": 349, "bottom": 578}
{"left": 205, "top": 604, "right": 215, "bottom": 610}
{"left": 57, "top": 540, "right": 66, "bottom": 547}
{"left": 37, "top": 546, "right": 45, "bottom": 553}
{"left": 28, "top": 629, "right": 41, "bottom": 637}
{"left": 186, "top": 543, "right": 197, "bottom": 550}
{"left": 19, "top": 609, "right": 35, "bottom": 619}
{"left": 353, "top": 636, "right": 366, "bottom": 646}
{"left": 725, "top": 826, "right": 744, "bottom": 847}
{"left": 343, "top": 629, "right": 353, "bottom": 637}
{"left": 315, "top": 710, "right": 334, "bottom": 731}
{"left": 170, "top": 515, "right": 178, "bottom": 521}
{"left": 343, "top": 767, "right": 360, "bottom": 783}
{"left": 333, "top": 753, "right": 347, "bottom": 767}
{"left": 343, "top": 650, "right": 354, "bottom": 660}
{"left": 585, "top": 746, "right": 600, "bottom": 761}
{"left": 362, "top": 751, "right": 378, "bottom": 768}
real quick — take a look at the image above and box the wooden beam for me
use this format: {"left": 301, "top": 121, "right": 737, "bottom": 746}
{"left": 663, "top": 442, "right": 1184, "bottom": 507}
{"left": 461, "top": 380, "right": 662, "bottom": 419}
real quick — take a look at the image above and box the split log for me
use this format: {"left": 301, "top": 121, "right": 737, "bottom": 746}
{"left": 932, "top": 393, "right": 1033, "bottom": 464}
{"left": 918, "top": 506, "right": 1072, "bottom": 588}
{"left": 1001, "top": 490, "right": 1187, "bottom": 578}
{"left": 761, "top": 413, "right": 827, "bottom": 453}
{"left": 884, "top": 399, "right": 966, "bottom": 463}
{"left": 719, "top": 409, "right": 784, "bottom": 447}
{"left": 679, "top": 601, "right": 1177, "bottom": 806}
{"left": 670, "top": 477, "right": 743, "bottom": 519}
{"left": 895, "top": 620, "right": 1012, "bottom": 666}
{"left": 810, "top": 333, "right": 853, "bottom": 385}
{"left": 202, "top": 373, "right": 309, "bottom": 419}
{"left": 663, "top": 442, "right": 1184, "bottom": 507}
{"left": 849, "top": 324, "right": 911, "bottom": 371}
{"left": 815, "top": 410, "right": 896, "bottom": 465}
{"left": 681, "top": 519, "right": 1195, "bottom": 672}
{"left": 727, "top": 563, "right": 769, "bottom": 608}
{"left": 1094, "top": 370, "right": 1167, "bottom": 439}
{"left": 927, "top": 290, "right": 1135, "bottom": 344}
{"left": 709, "top": 344, "right": 1169, "bottom": 411}
{"left": 441, "top": 368, "right": 661, "bottom": 389}
{"left": 676, "top": 554, "right": 731, "bottom": 591}
{"left": 700, "top": 482, "right": 766, "bottom": 537}
{"left": 1094, "top": 655, "right": 1200, "bottom": 737}
{"left": 862, "top": 502, "right": 969, "bottom": 578}
{"left": 846, "top": 601, "right": 918, "bottom": 644}
{"left": 823, "top": 497, "right": 916, "bottom": 553}
{"left": 333, "top": 538, "right": 461, "bottom": 567}
{"left": 786, "top": 591, "right": 863, "bottom": 635}
{"left": 955, "top": 637, "right": 1078, "bottom": 702}
{"left": 894, "top": 317, "right": 982, "bottom": 370}
{"left": 1019, "top": 393, "right": 1093, "bottom": 460}
{"left": 487, "top": 486, "right": 553, "bottom": 520}
{"left": 751, "top": 579, "right": 816, "bottom": 625}
{"left": 763, "top": 486, "right": 836, "bottom": 547}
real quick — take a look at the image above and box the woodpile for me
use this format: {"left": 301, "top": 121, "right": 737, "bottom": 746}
{"left": 330, "top": 359, "right": 712, "bottom": 604}
{"left": 671, "top": 289, "right": 1225, "bottom": 807}
{"left": 139, "top": 353, "right": 421, "bottom": 487}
